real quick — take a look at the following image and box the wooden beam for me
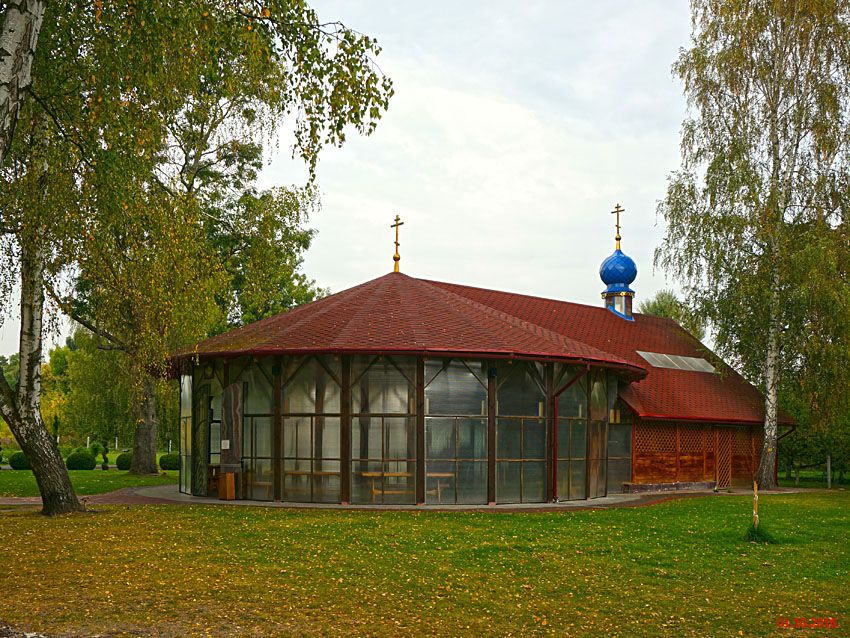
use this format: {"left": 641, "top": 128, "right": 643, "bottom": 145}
{"left": 273, "top": 357, "right": 282, "bottom": 502}
{"left": 416, "top": 358, "right": 425, "bottom": 504}
{"left": 487, "top": 366, "right": 497, "bottom": 505}
{"left": 340, "top": 356, "right": 351, "bottom": 505}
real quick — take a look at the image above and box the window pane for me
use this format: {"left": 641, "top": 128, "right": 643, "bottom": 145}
{"left": 316, "top": 416, "right": 340, "bottom": 459}
{"left": 352, "top": 356, "right": 414, "bottom": 414}
{"left": 385, "top": 417, "right": 414, "bottom": 459}
{"left": 557, "top": 420, "right": 569, "bottom": 459}
{"left": 283, "top": 416, "right": 311, "bottom": 458}
{"left": 556, "top": 460, "right": 570, "bottom": 500}
{"left": 497, "top": 363, "right": 545, "bottom": 416}
{"left": 457, "top": 418, "right": 487, "bottom": 459}
{"left": 352, "top": 416, "right": 382, "bottom": 460}
{"left": 313, "top": 460, "right": 340, "bottom": 503}
{"left": 425, "top": 360, "right": 486, "bottom": 415}
{"left": 570, "top": 420, "right": 587, "bottom": 458}
{"left": 249, "top": 458, "right": 273, "bottom": 501}
{"left": 426, "top": 460, "right": 455, "bottom": 504}
{"left": 497, "top": 461, "right": 521, "bottom": 503}
{"left": 607, "top": 459, "right": 631, "bottom": 493}
{"left": 426, "top": 418, "right": 455, "bottom": 460}
{"left": 351, "top": 460, "right": 383, "bottom": 504}
{"left": 284, "top": 458, "right": 311, "bottom": 502}
{"left": 608, "top": 423, "right": 632, "bottom": 458}
{"left": 523, "top": 419, "right": 546, "bottom": 460}
{"left": 556, "top": 373, "right": 585, "bottom": 418}
{"left": 456, "top": 461, "right": 487, "bottom": 504}
{"left": 242, "top": 361, "right": 274, "bottom": 415}
{"left": 254, "top": 417, "right": 273, "bottom": 458}
{"left": 496, "top": 419, "right": 522, "bottom": 459}
{"left": 570, "top": 461, "right": 586, "bottom": 500}
{"left": 522, "top": 462, "right": 546, "bottom": 503}
{"left": 382, "top": 461, "right": 415, "bottom": 504}
{"left": 283, "top": 357, "right": 341, "bottom": 414}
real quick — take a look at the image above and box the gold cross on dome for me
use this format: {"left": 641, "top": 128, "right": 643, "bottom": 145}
{"left": 611, "top": 203, "right": 625, "bottom": 249}
{"left": 391, "top": 214, "right": 404, "bottom": 272}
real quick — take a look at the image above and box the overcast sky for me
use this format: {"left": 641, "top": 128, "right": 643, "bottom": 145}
{"left": 0, "top": 0, "right": 692, "bottom": 356}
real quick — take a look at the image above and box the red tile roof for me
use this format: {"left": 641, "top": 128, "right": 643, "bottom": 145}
{"left": 187, "top": 273, "right": 645, "bottom": 378}
{"left": 187, "top": 271, "right": 785, "bottom": 425}
{"left": 427, "top": 279, "right": 788, "bottom": 425}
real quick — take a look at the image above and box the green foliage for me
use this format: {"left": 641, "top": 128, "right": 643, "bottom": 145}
{"left": 8, "top": 451, "right": 30, "bottom": 470}
{"left": 89, "top": 441, "right": 104, "bottom": 459}
{"left": 115, "top": 453, "right": 132, "bottom": 471}
{"left": 638, "top": 290, "right": 706, "bottom": 341}
{"left": 158, "top": 453, "right": 179, "bottom": 471}
{"left": 57, "top": 445, "right": 73, "bottom": 459}
{"left": 0, "top": 354, "right": 19, "bottom": 392}
{"left": 65, "top": 450, "right": 97, "bottom": 471}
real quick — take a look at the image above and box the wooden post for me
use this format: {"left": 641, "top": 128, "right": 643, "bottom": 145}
{"left": 752, "top": 480, "right": 759, "bottom": 529}
{"left": 273, "top": 358, "right": 282, "bottom": 502}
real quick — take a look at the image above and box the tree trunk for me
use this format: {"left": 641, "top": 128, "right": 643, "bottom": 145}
{"left": 756, "top": 268, "right": 781, "bottom": 489}
{"left": 129, "top": 371, "right": 159, "bottom": 474}
{"left": 0, "top": 0, "right": 46, "bottom": 166}
{"left": 826, "top": 453, "right": 831, "bottom": 489}
{"left": 0, "top": 243, "right": 83, "bottom": 515}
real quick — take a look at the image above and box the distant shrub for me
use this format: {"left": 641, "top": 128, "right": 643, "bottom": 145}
{"left": 90, "top": 442, "right": 104, "bottom": 458}
{"left": 159, "top": 453, "right": 179, "bottom": 471}
{"left": 66, "top": 449, "right": 97, "bottom": 470}
{"left": 57, "top": 444, "right": 73, "bottom": 459}
{"left": 116, "top": 452, "right": 132, "bottom": 471}
{"left": 9, "top": 451, "right": 30, "bottom": 470}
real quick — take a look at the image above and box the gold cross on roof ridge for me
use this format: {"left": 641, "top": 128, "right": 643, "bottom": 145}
{"left": 391, "top": 214, "right": 404, "bottom": 272}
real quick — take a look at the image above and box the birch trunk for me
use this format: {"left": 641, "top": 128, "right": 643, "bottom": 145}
{"left": 0, "top": 243, "right": 83, "bottom": 515}
{"left": 0, "top": 0, "right": 46, "bottom": 166}
{"left": 129, "top": 371, "right": 159, "bottom": 474}
{"left": 756, "top": 264, "right": 781, "bottom": 489}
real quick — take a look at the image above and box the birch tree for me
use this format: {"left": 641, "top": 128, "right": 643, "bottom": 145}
{"left": 0, "top": 0, "right": 45, "bottom": 166}
{"left": 658, "top": 0, "right": 850, "bottom": 488}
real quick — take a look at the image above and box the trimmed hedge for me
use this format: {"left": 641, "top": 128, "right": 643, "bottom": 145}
{"left": 115, "top": 452, "right": 132, "bottom": 471}
{"left": 159, "top": 453, "right": 179, "bottom": 471}
{"left": 9, "top": 451, "right": 30, "bottom": 470}
{"left": 66, "top": 449, "right": 97, "bottom": 470}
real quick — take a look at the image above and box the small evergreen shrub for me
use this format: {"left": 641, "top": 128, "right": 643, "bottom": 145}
{"left": 115, "top": 452, "right": 132, "bottom": 471}
{"left": 101, "top": 444, "right": 109, "bottom": 471}
{"left": 66, "top": 449, "right": 97, "bottom": 470}
{"left": 90, "top": 442, "right": 104, "bottom": 459}
{"left": 159, "top": 453, "right": 180, "bottom": 471}
{"left": 9, "top": 451, "right": 30, "bottom": 470}
{"left": 744, "top": 522, "right": 776, "bottom": 544}
{"left": 57, "top": 444, "right": 73, "bottom": 458}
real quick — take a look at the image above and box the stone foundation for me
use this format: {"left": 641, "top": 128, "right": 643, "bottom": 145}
{"left": 621, "top": 481, "right": 717, "bottom": 494}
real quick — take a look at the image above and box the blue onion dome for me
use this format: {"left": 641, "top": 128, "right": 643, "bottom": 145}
{"left": 599, "top": 249, "right": 637, "bottom": 293}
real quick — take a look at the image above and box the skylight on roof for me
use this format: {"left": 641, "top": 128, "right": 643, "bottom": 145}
{"left": 636, "top": 351, "right": 716, "bottom": 373}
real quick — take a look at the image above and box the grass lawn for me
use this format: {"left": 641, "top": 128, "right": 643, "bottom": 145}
{"left": 0, "top": 491, "right": 846, "bottom": 636}
{"left": 0, "top": 469, "right": 177, "bottom": 497}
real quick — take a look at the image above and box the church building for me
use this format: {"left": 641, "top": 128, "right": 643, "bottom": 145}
{"left": 176, "top": 207, "right": 787, "bottom": 505}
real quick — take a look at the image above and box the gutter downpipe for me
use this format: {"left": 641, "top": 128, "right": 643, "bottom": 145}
{"left": 551, "top": 367, "right": 589, "bottom": 502}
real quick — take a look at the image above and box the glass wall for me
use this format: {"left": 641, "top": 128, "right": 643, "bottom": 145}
{"left": 281, "top": 356, "right": 342, "bottom": 503}
{"left": 555, "top": 365, "right": 587, "bottom": 500}
{"left": 232, "top": 358, "right": 275, "bottom": 501}
{"left": 496, "top": 361, "right": 547, "bottom": 503}
{"left": 587, "top": 370, "right": 608, "bottom": 498}
{"left": 351, "top": 356, "right": 417, "bottom": 504}
{"left": 424, "top": 360, "right": 488, "bottom": 504}
{"left": 179, "top": 373, "right": 192, "bottom": 494}
{"left": 606, "top": 400, "right": 633, "bottom": 493}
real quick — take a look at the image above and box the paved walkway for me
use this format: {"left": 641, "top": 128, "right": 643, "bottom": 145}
{"left": 0, "top": 483, "right": 819, "bottom": 512}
